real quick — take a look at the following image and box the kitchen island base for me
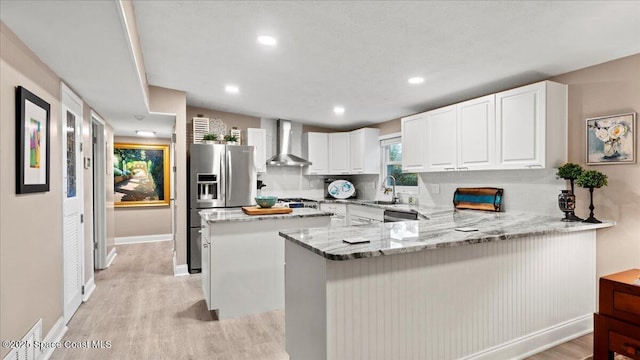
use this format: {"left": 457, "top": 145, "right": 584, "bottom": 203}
{"left": 200, "top": 209, "right": 331, "bottom": 320}
{"left": 285, "top": 230, "right": 596, "bottom": 360}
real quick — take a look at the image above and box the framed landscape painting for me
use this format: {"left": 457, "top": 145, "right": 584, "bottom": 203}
{"left": 113, "top": 143, "right": 170, "bottom": 207}
{"left": 586, "top": 113, "right": 636, "bottom": 165}
{"left": 16, "top": 86, "right": 50, "bottom": 194}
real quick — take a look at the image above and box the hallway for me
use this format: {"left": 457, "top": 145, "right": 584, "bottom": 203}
{"left": 51, "top": 242, "right": 287, "bottom": 360}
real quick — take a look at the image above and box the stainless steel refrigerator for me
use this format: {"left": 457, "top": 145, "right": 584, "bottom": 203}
{"left": 188, "top": 143, "right": 257, "bottom": 273}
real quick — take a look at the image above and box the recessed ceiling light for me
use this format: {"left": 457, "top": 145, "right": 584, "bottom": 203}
{"left": 333, "top": 106, "right": 345, "bottom": 114}
{"left": 134, "top": 115, "right": 145, "bottom": 121}
{"left": 136, "top": 130, "right": 155, "bottom": 137}
{"left": 257, "top": 35, "right": 277, "bottom": 46}
{"left": 408, "top": 77, "right": 425, "bottom": 84}
{"left": 225, "top": 85, "right": 239, "bottom": 94}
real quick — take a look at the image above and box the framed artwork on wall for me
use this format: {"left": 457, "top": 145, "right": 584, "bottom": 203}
{"left": 113, "top": 143, "right": 170, "bottom": 207}
{"left": 586, "top": 113, "right": 636, "bottom": 165}
{"left": 15, "top": 86, "right": 51, "bottom": 194}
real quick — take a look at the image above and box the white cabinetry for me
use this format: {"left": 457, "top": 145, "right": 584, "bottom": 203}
{"left": 302, "top": 132, "right": 329, "bottom": 175}
{"left": 402, "top": 80, "right": 566, "bottom": 173}
{"left": 495, "top": 81, "right": 567, "bottom": 169}
{"left": 424, "top": 105, "right": 458, "bottom": 171}
{"left": 320, "top": 202, "right": 348, "bottom": 227}
{"left": 348, "top": 204, "right": 384, "bottom": 225}
{"left": 245, "top": 128, "right": 267, "bottom": 173}
{"left": 200, "top": 223, "right": 211, "bottom": 308}
{"left": 401, "top": 113, "right": 426, "bottom": 172}
{"left": 349, "top": 128, "right": 380, "bottom": 174}
{"left": 328, "top": 132, "right": 350, "bottom": 175}
{"left": 457, "top": 95, "right": 496, "bottom": 170}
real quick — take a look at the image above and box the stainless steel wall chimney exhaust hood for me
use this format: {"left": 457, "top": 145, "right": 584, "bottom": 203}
{"left": 267, "top": 119, "right": 312, "bottom": 167}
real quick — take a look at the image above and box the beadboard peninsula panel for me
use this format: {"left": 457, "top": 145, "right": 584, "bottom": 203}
{"left": 286, "top": 231, "right": 596, "bottom": 360}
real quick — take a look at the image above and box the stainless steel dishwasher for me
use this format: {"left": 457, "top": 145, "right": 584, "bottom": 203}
{"left": 383, "top": 209, "right": 419, "bottom": 222}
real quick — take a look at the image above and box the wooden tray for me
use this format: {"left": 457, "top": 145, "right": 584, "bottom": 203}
{"left": 242, "top": 206, "right": 293, "bottom": 215}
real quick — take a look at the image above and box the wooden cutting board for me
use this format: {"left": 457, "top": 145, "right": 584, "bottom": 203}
{"left": 242, "top": 206, "right": 293, "bottom": 215}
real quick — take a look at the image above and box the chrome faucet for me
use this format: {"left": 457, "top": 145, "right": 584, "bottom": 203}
{"left": 384, "top": 175, "right": 399, "bottom": 204}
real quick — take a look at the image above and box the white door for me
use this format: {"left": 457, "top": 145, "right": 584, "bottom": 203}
{"left": 401, "top": 113, "right": 426, "bottom": 172}
{"left": 61, "top": 83, "right": 83, "bottom": 324}
{"left": 424, "top": 105, "right": 457, "bottom": 171}
{"left": 457, "top": 95, "right": 496, "bottom": 170}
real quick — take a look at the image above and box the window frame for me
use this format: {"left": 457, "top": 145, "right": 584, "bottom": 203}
{"left": 380, "top": 133, "right": 419, "bottom": 195}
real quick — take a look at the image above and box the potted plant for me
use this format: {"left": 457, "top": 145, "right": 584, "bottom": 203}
{"left": 202, "top": 133, "right": 217, "bottom": 144}
{"left": 556, "top": 163, "right": 583, "bottom": 193}
{"left": 224, "top": 134, "right": 238, "bottom": 145}
{"left": 556, "top": 163, "right": 584, "bottom": 221}
{"left": 576, "top": 170, "right": 608, "bottom": 223}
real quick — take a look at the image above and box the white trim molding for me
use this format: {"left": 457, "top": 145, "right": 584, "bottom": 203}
{"left": 41, "top": 316, "right": 68, "bottom": 360}
{"left": 105, "top": 247, "right": 117, "bottom": 268}
{"left": 115, "top": 234, "right": 172, "bottom": 245}
{"left": 173, "top": 252, "right": 189, "bottom": 277}
{"left": 465, "top": 314, "right": 593, "bottom": 359}
{"left": 82, "top": 277, "right": 96, "bottom": 302}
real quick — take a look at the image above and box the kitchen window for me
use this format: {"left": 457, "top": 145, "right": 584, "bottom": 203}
{"left": 381, "top": 136, "right": 418, "bottom": 193}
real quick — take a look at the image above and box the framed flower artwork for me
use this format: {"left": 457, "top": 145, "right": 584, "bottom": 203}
{"left": 586, "top": 113, "right": 636, "bottom": 165}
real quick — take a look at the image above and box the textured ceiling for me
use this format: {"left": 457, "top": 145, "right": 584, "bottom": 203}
{"left": 2, "top": 1, "right": 640, "bottom": 136}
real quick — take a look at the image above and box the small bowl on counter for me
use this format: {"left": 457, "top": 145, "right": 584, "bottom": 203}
{"left": 255, "top": 196, "right": 278, "bottom": 208}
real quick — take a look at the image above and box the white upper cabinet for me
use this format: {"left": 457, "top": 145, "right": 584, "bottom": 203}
{"left": 457, "top": 94, "right": 496, "bottom": 170}
{"left": 245, "top": 128, "right": 267, "bottom": 173}
{"left": 401, "top": 113, "right": 426, "bottom": 172}
{"left": 495, "top": 81, "right": 567, "bottom": 169}
{"left": 402, "top": 80, "right": 566, "bottom": 173}
{"left": 302, "top": 132, "right": 329, "bottom": 175}
{"left": 424, "top": 105, "right": 458, "bottom": 171}
{"left": 328, "top": 132, "right": 350, "bottom": 174}
{"left": 349, "top": 128, "right": 380, "bottom": 174}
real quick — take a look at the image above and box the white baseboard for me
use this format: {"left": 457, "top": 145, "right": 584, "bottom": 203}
{"left": 173, "top": 252, "right": 189, "bottom": 277}
{"left": 105, "top": 247, "right": 117, "bottom": 268}
{"left": 115, "top": 233, "right": 172, "bottom": 245}
{"left": 82, "top": 277, "right": 96, "bottom": 302}
{"left": 41, "top": 316, "right": 67, "bottom": 360}
{"left": 465, "top": 314, "right": 593, "bottom": 360}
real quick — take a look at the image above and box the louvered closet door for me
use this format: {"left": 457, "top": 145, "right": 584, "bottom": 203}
{"left": 62, "top": 83, "right": 83, "bottom": 324}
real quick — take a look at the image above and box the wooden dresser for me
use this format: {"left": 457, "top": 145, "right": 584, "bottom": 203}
{"left": 594, "top": 269, "right": 640, "bottom": 360}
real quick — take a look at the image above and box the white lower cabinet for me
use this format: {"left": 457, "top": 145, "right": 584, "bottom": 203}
{"left": 347, "top": 204, "right": 384, "bottom": 224}
{"left": 200, "top": 223, "right": 211, "bottom": 308}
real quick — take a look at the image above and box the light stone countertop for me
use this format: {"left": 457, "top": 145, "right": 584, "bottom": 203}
{"left": 279, "top": 210, "right": 615, "bottom": 261}
{"left": 315, "top": 198, "right": 452, "bottom": 219}
{"left": 199, "top": 207, "right": 333, "bottom": 224}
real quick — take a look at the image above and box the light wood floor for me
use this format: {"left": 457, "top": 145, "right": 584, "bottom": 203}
{"left": 52, "top": 241, "right": 609, "bottom": 360}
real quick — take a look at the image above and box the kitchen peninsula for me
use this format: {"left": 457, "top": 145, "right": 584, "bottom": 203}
{"left": 199, "top": 207, "right": 332, "bottom": 319}
{"left": 280, "top": 210, "right": 614, "bottom": 360}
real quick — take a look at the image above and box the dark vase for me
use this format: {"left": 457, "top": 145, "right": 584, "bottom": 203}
{"left": 558, "top": 190, "right": 581, "bottom": 222}
{"left": 583, "top": 187, "right": 602, "bottom": 223}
